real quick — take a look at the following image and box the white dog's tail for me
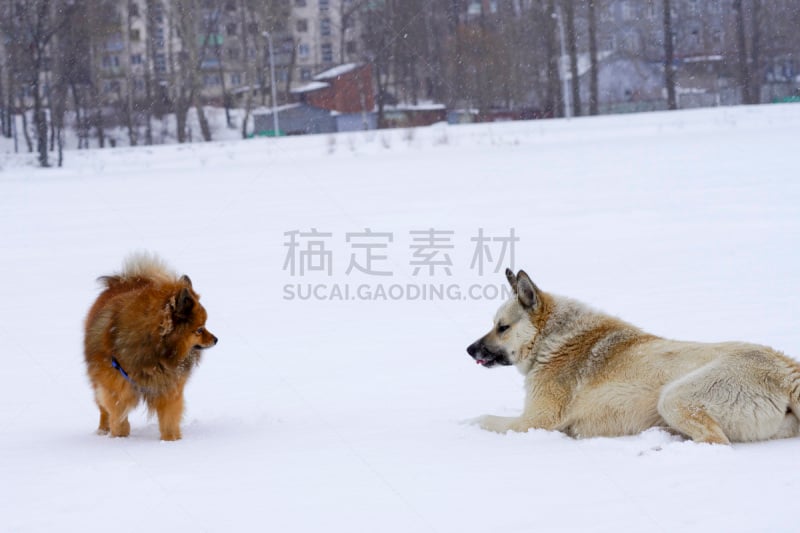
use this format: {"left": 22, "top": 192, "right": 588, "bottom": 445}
{"left": 786, "top": 356, "right": 800, "bottom": 417}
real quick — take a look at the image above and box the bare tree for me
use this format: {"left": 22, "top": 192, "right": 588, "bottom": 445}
{"left": 124, "top": 0, "right": 138, "bottom": 146}
{"left": 3, "top": 0, "right": 72, "bottom": 166}
{"left": 749, "top": 0, "right": 762, "bottom": 103}
{"left": 587, "top": 0, "right": 599, "bottom": 115}
{"left": 238, "top": 0, "right": 256, "bottom": 138}
{"left": 563, "top": 0, "right": 581, "bottom": 116}
{"left": 0, "top": 62, "right": 6, "bottom": 138}
{"left": 733, "top": 0, "right": 752, "bottom": 104}
{"left": 663, "top": 0, "right": 677, "bottom": 110}
{"left": 543, "top": 0, "right": 562, "bottom": 117}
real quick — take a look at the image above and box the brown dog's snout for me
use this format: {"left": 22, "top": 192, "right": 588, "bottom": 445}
{"left": 212, "top": 335, "right": 218, "bottom": 346}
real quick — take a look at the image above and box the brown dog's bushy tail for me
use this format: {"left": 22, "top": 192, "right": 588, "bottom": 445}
{"left": 98, "top": 252, "right": 177, "bottom": 288}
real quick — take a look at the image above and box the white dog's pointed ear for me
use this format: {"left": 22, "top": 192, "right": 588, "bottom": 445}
{"left": 516, "top": 270, "right": 539, "bottom": 309}
{"left": 505, "top": 268, "right": 517, "bottom": 294}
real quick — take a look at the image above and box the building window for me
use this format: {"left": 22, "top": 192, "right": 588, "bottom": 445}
{"left": 103, "top": 80, "right": 121, "bottom": 94}
{"left": 225, "top": 1, "right": 236, "bottom": 11}
{"left": 227, "top": 47, "right": 240, "bottom": 60}
{"left": 130, "top": 28, "right": 141, "bottom": 41}
{"left": 300, "top": 68, "right": 312, "bottom": 80}
{"left": 152, "top": 2, "right": 164, "bottom": 23}
{"left": 247, "top": 22, "right": 258, "bottom": 34}
{"left": 296, "top": 19, "right": 308, "bottom": 32}
{"left": 298, "top": 43, "right": 310, "bottom": 58}
{"left": 154, "top": 26, "right": 165, "bottom": 49}
{"left": 102, "top": 55, "right": 121, "bottom": 68}
{"left": 129, "top": 3, "right": 139, "bottom": 17}
{"left": 689, "top": 28, "right": 702, "bottom": 48}
{"left": 204, "top": 74, "right": 221, "bottom": 87}
{"left": 231, "top": 73, "right": 242, "bottom": 86}
{"left": 620, "top": 1, "right": 634, "bottom": 21}
{"left": 321, "top": 43, "right": 333, "bottom": 63}
{"left": 133, "top": 77, "right": 145, "bottom": 91}
{"left": 154, "top": 53, "right": 166, "bottom": 72}
{"left": 226, "top": 23, "right": 237, "bottom": 36}
{"left": 346, "top": 40, "right": 357, "bottom": 55}
{"left": 320, "top": 18, "right": 331, "bottom": 36}
{"left": 106, "top": 34, "right": 125, "bottom": 51}
{"left": 319, "top": 0, "right": 329, "bottom": 10}
{"left": 295, "top": 0, "right": 306, "bottom": 6}
{"left": 131, "top": 53, "right": 143, "bottom": 65}
{"left": 622, "top": 29, "right": 639, "bottom": 51}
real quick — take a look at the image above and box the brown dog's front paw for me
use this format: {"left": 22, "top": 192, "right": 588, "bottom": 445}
{"left": 110, "top": 419, "right": 131, "bottom": 438}
{"left": 160, "top": 430, "right": 182, "bottom": 441}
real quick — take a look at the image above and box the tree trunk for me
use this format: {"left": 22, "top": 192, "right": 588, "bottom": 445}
{"left": 94, "top": 91, "right": 106, "bottom": 148}
{"left": 544, "top": 0, "right": 561, "bottom": 117}
{"left": 663, "top": 0, "right": 677, "bottom": 110}
{"left": 195, "top": 103, "right": 212, "bottom": 141}
{"left": 564, "top": 0, "right": 581, "bottom": 116}
{"left": 32, "top": 75, "right": 49, "bottom": 166}
{"left": 750, "top": 0, "right": 761, "bottom": 104}
{"left": 176, "top": 96, "right": 188, "bottom": 143}
{"left": 216, "top": 48, "right": 232, "bottom": 128}
{"left": 125, "top": 0, "right": 138, "bottom": 146}
{"left": 20, "top": 95, "right": 33, "bottom": 153}
{"left": 144, "top": 72, "right": 153, "bottom": 145}
{"left": 0, "top": 65, "right": 6, "bottom": 138}
{"left": 239, "top": 0, "right": 253, "bottom": 138}
{"left": 587, "top": 0, "right": 599, "bottom": 115}
{"left": 733, "top": 0, "right": 751, "bottom": 104}
{"left": 283, "top": 37, "right": 297, "bottom": 99}
{"left": 70, "top": 83, "right": 85, "bottom": 149}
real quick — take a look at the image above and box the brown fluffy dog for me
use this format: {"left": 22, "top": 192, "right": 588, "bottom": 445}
{"left": 84, "top": 253, "right": 217, "bottom": 441}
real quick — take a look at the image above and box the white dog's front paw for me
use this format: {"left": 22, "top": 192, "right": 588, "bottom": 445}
{"left": 474, "top": 414, "right": 516, "bottom": 433}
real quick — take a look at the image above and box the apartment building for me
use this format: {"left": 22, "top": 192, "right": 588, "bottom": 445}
{"left": 89, "top": 0, "right": 363, "bottom": 107}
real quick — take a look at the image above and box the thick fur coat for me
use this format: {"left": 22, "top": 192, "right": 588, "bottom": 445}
{"left": 467, "top": 269, "right": 800, "bottom": 444}
{"left": 84, "top": 253, "right": 217, "bottom": 440}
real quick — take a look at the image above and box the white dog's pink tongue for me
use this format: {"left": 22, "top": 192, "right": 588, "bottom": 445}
{"left": 476, "top": 360, "right": 484, "bottom": 365}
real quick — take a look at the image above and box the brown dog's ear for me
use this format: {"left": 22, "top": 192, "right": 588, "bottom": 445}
{"left": 179, "top": 274, "right": 192, "bottom": 288}
{"left": 516, "top": 270, "right": 539, "bottom": 310}
{"left": 174, "top": 287, "right": 195, "bottom": 320}
{"left": 505, "top": 268, "right": 518, "bottom": 294}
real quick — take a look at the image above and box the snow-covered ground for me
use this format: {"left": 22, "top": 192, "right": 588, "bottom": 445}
{"left": 1, "top": 104, "right": 799, "bottom": 532}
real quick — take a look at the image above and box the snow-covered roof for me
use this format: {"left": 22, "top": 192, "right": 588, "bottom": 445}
{"left": 252, "top": 103, "right": 302, "bottom": 115}
{"left": 383, "top": 102, "right": 447, "bottom": 112}
{"left": 230, "top": 84, "right": 262, "bottom": 95}
{"left": 683, "top": 55, "right": 724, "bottom": 63}
{"left": 313, "top": 63, "right": 360, "bottom": 81}
{"left": 562, "top": 50, "right": 613, "bottom": 80}
{"left": 290, "top": 81, "right": 330, "bottom": 94}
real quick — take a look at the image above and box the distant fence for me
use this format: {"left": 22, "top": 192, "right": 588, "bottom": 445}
{"left": 599, "top": 101, "right": 668, "bottom": 114}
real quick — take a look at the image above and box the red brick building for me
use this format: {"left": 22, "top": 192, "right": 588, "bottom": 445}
{"left": 291, "top": 63, "right": 374, "bottom": 114}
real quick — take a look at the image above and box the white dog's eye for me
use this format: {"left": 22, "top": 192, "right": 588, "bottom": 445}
{"left": 497, "top": 325, "right": 509, "bottom": 333}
